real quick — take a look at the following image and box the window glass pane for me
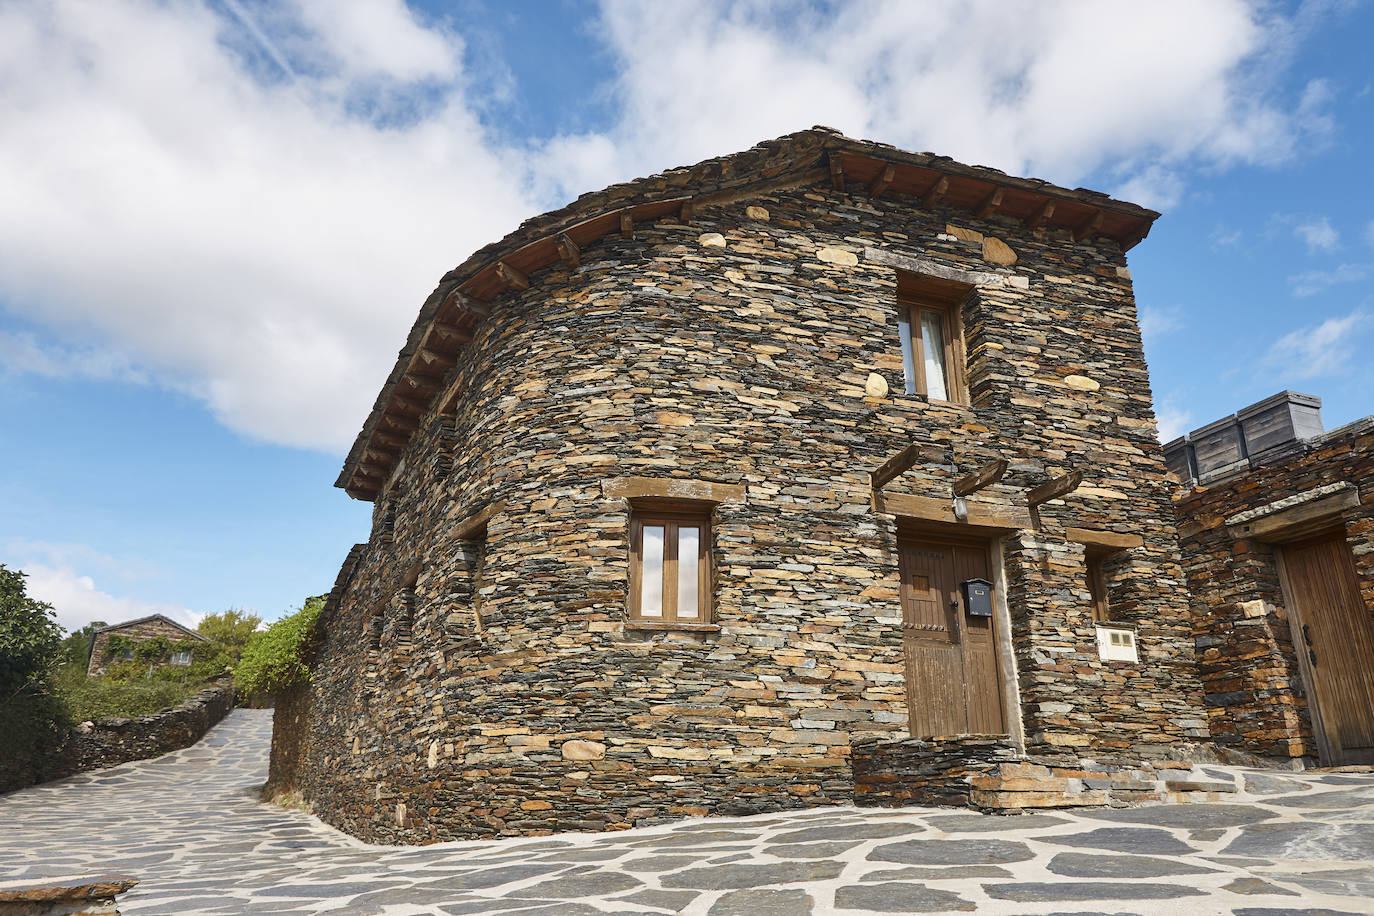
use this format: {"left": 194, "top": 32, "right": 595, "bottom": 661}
{"left": 640, "top": 525, "right": 664, "bottom": 616}
{"left": 898, "top": 316, "right": 917, "bottom": 395}
{"left": 920, "top": 310, "right": 948, "bottom": 400}
{"left": 677, "top": 527, "right": 700, "bottom": 618}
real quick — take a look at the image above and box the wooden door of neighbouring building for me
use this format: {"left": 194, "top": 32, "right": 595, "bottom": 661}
{"left": 1278, "top": 531, "right": 1374, "bottom": 765}
{"left": 899, "top": 537, "right": 1006, "bottom": 737}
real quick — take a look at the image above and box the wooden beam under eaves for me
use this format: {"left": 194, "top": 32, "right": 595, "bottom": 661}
{"left": 975, "top": 188, "right": 1003, "bottom": 219}
{"left": 1026, "top": 200, "right": 1055, "bottom": 230}
{"left": 495, "top": 261, "right": 529, "bottom": 291}
{"left": 417, "top": 347, "right": 453, "bottom": 370}
{"left": 1074, "top": 211, "right": 1104, "bottom": 243}
{"left": 392, "top": 393, "right": 427, "bottom": 414}
{"left": 868, "top": 164, "right": 895, "bottom": 200}
{"left": 444, "top": 289, "right": 491, "bottom": 319}
{"left": 429, "top": 320, "right": 471, "bottom": 346}
{"left": 381, "top": 415, "right": 418, "bottom": 432}
{"left": 921, "top": 176, "right": 948, "bottom": 209}
{"left": 953, "top": 458, "right": 1008, "bottom": 498}
{"left": 829, "top": 155, "right": 845, "bottom": 191}
{"left": 1027, "top": 471, "right": 1084, "bottom": 507}
{"left": 401, "top": 376, "right": 439, "bottom": 396}
{"left": 679, "top": 200, "right": 694, "bottom": 224}
{"left": 556, "top": 232, "right": 580, "bottom": 269}
{"left": 870, "top": 443, "right": 923, "bottom": 491}
{"left": 620, "top": 212, "right": 634, "bottom": 239}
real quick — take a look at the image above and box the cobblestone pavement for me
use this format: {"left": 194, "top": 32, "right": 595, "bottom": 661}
{"left": 3, "top": 710, "right": 1373, "bottom": 915}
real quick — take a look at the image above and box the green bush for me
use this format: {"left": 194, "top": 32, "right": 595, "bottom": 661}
{"left": 235, "top": 597, "right": 324, "bottom": 695}
{"left": 53, "top": 663, "right": 202, "bottom": 721}
{"left": 0, "top": 564, "right": 63, "bottom": 700}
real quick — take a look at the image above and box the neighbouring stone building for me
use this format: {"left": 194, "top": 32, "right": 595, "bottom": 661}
{"left": 1168, "top": 393, "right": 1374, "bottom": 767}
{"left": 86, "top": 614, "right": 208, "bottom": 676}
{"left": 273, "top": 127, "right": 1212, "bottom": 843}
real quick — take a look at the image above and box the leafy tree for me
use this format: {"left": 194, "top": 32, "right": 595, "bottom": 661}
{"left": 58, "top": 620, "right": 107, "bottom": 669}
{"left": 196, "top": 609, "right": 262, "bottom": 659}
{"left": 0, "top": 564, "right": 64, "bottom": 702}
{"left": 234, "top": 597, "right": 324, "bottom": 695}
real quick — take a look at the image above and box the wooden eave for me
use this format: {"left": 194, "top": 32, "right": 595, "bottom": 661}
{"left": 338, "top": 127, "right": 1160, "bottom": 501}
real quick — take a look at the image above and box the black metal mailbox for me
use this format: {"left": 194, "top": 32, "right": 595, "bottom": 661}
{"left": 961, "top": 578, "right": 994, "bottom": 617}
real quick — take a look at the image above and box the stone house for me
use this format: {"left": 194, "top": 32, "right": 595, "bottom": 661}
{"left": 86, "top": 614, "right": 208, "bottom": 676}
{"left": 1168, "top": 392, "right": 1374, "bottom": 767}
{"left": 272, "top": 128, "right": 1211, "bottom": 843}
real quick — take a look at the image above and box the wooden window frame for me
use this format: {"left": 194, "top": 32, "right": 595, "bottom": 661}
{"left": 628, "top": 507, "right": 712, "bottom": 626}
{"left": 1086, "top": 549, "right": 1112, "bottom": 623}
{"left": 900, "top": 296, "right": 968, "bottom": 404}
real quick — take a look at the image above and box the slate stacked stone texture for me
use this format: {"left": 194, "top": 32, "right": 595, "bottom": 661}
{"left": 1174, "top": 418, "right": 1374, "bottom": 761}
{"left": 273, "top": 129, "right": 1207, "bottom": 842}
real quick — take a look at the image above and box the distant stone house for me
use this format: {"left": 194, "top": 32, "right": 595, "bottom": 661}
{"left": 1168, "top": 393, "right": 1374, "bottom": 767}
{"left": 86, "top": 614, "right": 208, "bottom": 676}
{"left": 272, "top": 128, "right": 1212, "bottom": 843}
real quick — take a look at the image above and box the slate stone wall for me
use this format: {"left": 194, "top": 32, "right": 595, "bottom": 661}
{"left": 285, "top": 181, "right": 1205, "bottom": 842}
{"left": 1173, "top": 419, "right": 1374, "bottom": 761}
{"left": 0, "top": 681, "right": 234, "bottom": 793}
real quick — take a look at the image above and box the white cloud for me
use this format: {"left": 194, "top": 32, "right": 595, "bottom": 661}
{"left": 536, "top": 0, "right": 1333, "bottom": 210}
{"left": 0, "top": 330, "right": 149, "bottom": 384}
{"left": 0, "top": 0, "right": 536, "bottom": 452}
{"left": 1139, "top": 305, "right": 1185, "bottom": 342}
{"left": 1288, "top": 263, "right": 1372, "bottom": 297}
{"left": 3, "top": 540, "right": 201, "bottom": 634}
{"left": 1155, "top": 405, "right": 1193, "bottom": 444}
{"left": 0, "top": 0, "right": 1341, "bottom": 454}
{"left": 1295, "top": 216, "right": 1340, "bottom": 252}
{"left": 1210, "top": 225, "right": 1244, "bottom": 250}
{"left": 1265, "top": 310, "right": 1370, "bottom": 379}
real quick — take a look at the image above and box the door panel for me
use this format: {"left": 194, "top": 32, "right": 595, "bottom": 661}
{"left": 1281, "top": 532, "right": 1374, "bottom": 765}
{"left": 900, "top": 537, "right": 1006, "bottom": 738}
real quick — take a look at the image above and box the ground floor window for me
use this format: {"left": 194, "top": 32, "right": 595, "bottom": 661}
{"left": 629, "top": 509, "right": 710, "bottom": 624}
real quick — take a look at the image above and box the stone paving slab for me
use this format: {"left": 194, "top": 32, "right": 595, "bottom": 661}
{"left": 2, "top": 710, "right": 1373, "bottom": 914}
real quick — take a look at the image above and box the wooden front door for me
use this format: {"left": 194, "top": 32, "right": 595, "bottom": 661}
{"left": 899, "top": 537, "right": 1006, "bottom": 737}
{"left": 1279, "top": 532, "right": 1374, "bottom": 765}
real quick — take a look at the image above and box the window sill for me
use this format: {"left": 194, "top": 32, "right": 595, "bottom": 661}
{"left": 625, "top": 621, "right": 721, "bottom": 633}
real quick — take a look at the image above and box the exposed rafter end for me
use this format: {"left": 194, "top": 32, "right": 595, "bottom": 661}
{"left": 974, "top": 187, "right": 1004, "bottom": 219}
{"left": 1026, "top": 200, "right": 1056, "bottom": 231}
{"left": 496, "top": 260, "right": 529, "bottom": 291}
{"left": 679, "top": 200, "right": 695, "bottom": 224}
{"left": 1073, "top": 211, "right": 1105, "bottom": 243}
{"left": 443, "top": 288, "right": 490, "bottom": 319}
{"left": 829, "top": 155, "right": 845, "bottom": 191}
{"left": 921, "top": 176, "right": 948, "bottom": 210}
{"left": 870, "top": 443, "right": 922, "bottom": 491}
{"left": 620, "top": 212, "right": 634, "bottom": 239}
{"left": 556, "top": 232, "right": 580, "bottom": 269}
{"left": 868, "top": 164, "right": 895, "bottom": 200}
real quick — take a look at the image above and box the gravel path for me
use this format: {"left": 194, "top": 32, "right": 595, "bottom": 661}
{"left": 2, "top": 709, "right": 1372, "bottom": 914}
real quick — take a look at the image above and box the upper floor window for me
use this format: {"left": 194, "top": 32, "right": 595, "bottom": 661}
{"left": 629, "top": 508, "right": 711, "bottom": 624}
{"left": 899, "top": 297, "right": 966, "bottom": 403}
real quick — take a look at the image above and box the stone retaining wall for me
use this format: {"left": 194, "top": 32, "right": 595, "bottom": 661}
{"left": 854, "top": 735, "right": 1241, "bottom": 811}
{"left": 0, "top": 681, "right": 234, "bottom": 793}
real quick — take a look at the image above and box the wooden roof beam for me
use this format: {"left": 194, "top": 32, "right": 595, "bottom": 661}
{"left": 444, "top": 289, "right": 490, "bottom": 319}
{"left": 921, "top": 176, "right": 948, "bottom": 210}
{"left": 829, "top": 155, "right": 845, "bottom": 191}
{"left": 975, "top": 187, "right": 1004, "bottom": 219}
{"left": 1027, "top": 470, "right": 1084, "bottom": 507}
{"left": 620, "top": 212, "right": 634, "bottom": 239}
{"left": 868, "top": 164, "right": 895, "bottom": 200}
{"left": 1026, "top": 199, "right": 1055, "bottom": 231}
{"left": 429, "top": 320, "right": 471, "bottom": 346}
{"left": 679, "top": 200, "right": 694, "bottom": 224}
{"left": 953, "top": 458, "right": 1008, "bottom": 498}
{"left": 381, "top": 414, "right": 419, "bottom": 432}
{"left": 1074, "top": 211, "right": 1105, "bottom": 243}
{"left": 495, "top": 261, "right": 529, "bottom": 291}
{"left": 556, "top": 232, "right": 580, "bottom": 269}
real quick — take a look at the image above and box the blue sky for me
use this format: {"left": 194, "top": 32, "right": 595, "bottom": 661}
{"left": 2, "top": 0, "right": 1371, "bottom": 632}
